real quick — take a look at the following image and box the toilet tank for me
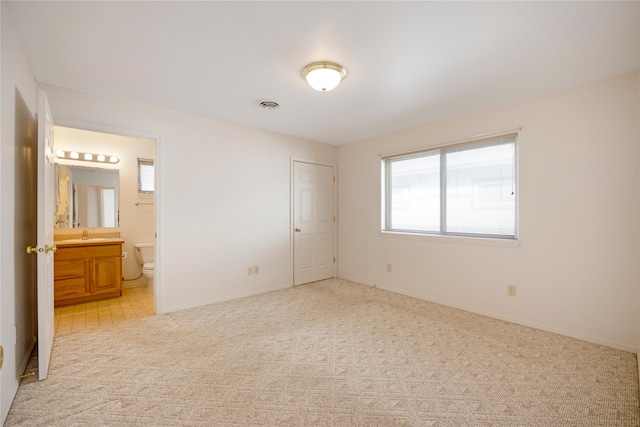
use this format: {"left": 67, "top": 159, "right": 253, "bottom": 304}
{"left": 134, "top": 243, "right": 155, "bottom": 265}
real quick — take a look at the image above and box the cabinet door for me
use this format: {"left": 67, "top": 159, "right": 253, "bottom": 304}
{"left": 91, "top": 257, "right": 121, "bottom": 293}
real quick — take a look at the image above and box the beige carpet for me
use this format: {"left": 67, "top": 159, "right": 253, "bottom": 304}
{"left": 6, "top": 279, "right": 639, "bottom": 426}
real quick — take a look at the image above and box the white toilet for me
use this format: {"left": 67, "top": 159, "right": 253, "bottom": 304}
{"left": 134, "top": 243, "right": 154, "bottom": 294}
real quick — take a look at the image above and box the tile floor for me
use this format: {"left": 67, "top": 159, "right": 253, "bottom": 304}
{"left": 54, "top": 286, "right": 155, "bottom": 337}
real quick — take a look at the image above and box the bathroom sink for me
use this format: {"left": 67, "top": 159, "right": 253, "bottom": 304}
{"left": 56, "top": 237, "right": 123, "bottom": 245}
{"left": 58, "top": 238, "right": 109, "bottom": 242}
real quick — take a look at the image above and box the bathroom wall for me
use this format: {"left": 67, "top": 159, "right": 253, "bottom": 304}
{"left": 53, "top": 126, "right": 155, "bottom": 285}
{"left": 39, "top": 82, "right": 338, "bottom": 313}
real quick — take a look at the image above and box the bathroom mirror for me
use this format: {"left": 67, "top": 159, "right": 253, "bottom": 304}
{"left": 56, "top": 164, "right": 119, "bottom": 228}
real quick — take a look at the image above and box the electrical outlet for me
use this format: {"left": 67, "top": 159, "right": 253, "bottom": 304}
{"left": 386, "top": 264, "right": 392, "bottom": 273}
{"left": 247, "top": 267, "right": 253, "bottom": 276}
{"left": 253, "top": 265, "right": 260, "bottom": 275}
{"left": 507, "top": 284, "right": 517, "bottom": 297}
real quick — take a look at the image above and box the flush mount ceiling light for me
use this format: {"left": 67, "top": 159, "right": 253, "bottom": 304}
{"left": 302, "top": 62, "right": 346, "bottom": 92}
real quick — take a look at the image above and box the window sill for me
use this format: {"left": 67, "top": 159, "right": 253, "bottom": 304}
{"left": 380, "top": 230, "right": 520, "bottom": 248}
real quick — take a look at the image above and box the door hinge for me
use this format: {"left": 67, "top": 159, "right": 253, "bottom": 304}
{"left": 333, "top": 216, "right": 336, "bottom": 223}
{"left": 333, "top": 176, "right": 336, "bottom": 183}
{"left": 333, "top": 257, "right": 336, "bottom": 263}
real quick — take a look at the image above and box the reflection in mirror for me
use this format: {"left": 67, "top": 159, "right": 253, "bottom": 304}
{"left": 56, "top": 164, "right": 119, "bottom": 228}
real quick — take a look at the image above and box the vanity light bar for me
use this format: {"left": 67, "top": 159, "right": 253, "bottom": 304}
{"left": 55, "top": 150, "right": 119, "bottom": 164}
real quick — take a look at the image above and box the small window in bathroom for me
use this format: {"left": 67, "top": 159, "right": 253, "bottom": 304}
{"left": 138, "top": 158, "right": 155, "bottom": 194}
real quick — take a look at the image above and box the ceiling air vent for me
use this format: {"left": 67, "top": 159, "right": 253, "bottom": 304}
{"left": 259, "top": 101, "right": 280, "bottom": 110}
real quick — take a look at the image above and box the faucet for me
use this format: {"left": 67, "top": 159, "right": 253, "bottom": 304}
{"left": 82, "top": 229, "right": 89, "bottom": 240}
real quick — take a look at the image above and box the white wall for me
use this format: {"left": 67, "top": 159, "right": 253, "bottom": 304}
{"left": 54, "top": 126, "right": 155, "bottom": 283}
{"left": 0, "top": 1, "right": 38, "bottom": 422}
{"left": 338, "top": 71, "right": 640, "bottom": 352}
{"left": 39, "top": 82, "right": 338, "bottom": 313}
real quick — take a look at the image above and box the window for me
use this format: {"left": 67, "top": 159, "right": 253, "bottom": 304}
{"left": 138, "top": 158, "right": 155, "bottom": 194}
{"left": 383, "top": 134, "right": 517, "bottom": 239}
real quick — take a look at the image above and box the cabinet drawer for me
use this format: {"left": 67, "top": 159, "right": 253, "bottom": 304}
{"left": 54, "top": 277, "right": 87, "bottom": 300}
{"left": 54, "top": 259, "right": 86, "bottom": 280}
{"left": 55, "top": 244, "right": 122, "bottom": 261}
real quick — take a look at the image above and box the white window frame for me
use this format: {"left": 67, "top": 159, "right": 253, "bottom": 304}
{"left": 381, "top": 131, "right": 520, "bottom": 245}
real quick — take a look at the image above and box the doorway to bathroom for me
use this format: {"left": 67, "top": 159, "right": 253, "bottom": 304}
{"left": 51, "top": 126, "right": 157, "bottom": 336}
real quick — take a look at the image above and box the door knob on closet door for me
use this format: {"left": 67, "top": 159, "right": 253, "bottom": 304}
{"left": 295, "top": 228, "right": 301, "bottom": 232}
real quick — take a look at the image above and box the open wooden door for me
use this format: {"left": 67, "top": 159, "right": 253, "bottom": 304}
{"left": 36, "top": 91, "right": 56, "bottom": 380}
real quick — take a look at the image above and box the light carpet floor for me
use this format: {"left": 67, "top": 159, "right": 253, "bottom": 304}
{"left": 6, "top": 279, "right": 639, "bottom": 426}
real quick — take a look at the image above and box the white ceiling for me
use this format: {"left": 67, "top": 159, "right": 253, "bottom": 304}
{"left": 7, "top": 1, "right": 639, "bottom": 146}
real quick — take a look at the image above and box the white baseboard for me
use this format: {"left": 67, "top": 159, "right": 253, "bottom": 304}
{"left": 160, "top": 283, "right": 292, "bottom": 314}
{"left": 122, "top": 277, "right": 148, "bottom": 289}
{"left": 338, "top": 275, "right": 636, "bottom": 354}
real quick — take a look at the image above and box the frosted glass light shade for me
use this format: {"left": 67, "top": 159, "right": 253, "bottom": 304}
{"left": 53, "top": 150, "right": 119, "bottom": 164}
{"left": 302, "top": 62, "right": 346, "bottom": 92}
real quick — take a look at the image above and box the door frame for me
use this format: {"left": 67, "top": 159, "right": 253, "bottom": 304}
{"left": 290, "top": 157, "right": 338, "bottom": 287}
{"left": 48, "top": 118, "right": 162, "bottom": 312}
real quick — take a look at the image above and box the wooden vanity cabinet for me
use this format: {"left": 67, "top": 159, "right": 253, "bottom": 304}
{"left": 54, "top": 241, "right": 123, "bottom": 306}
